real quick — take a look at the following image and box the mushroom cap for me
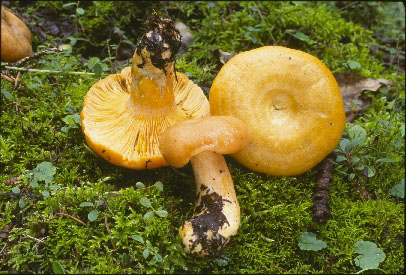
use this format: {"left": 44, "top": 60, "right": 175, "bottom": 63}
{"left": 159, "top": 116, "right": 251, "bottom": 168}
{"left": 1, "top": 5, "right": 32, "bottom": 62}
{"left": 80, "top": 67, "right": 210, "bottom": 169}
{"left": 209, "top": 46, "right": 345, "bottom": 176}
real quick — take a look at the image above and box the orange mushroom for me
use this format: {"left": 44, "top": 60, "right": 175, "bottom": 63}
{"left": 1, "top": 5, "right": 32, "bottom": 62}
{"left": 159, "top": 116, "right": 251, "bottom": 256}
{"left": 80, "top": 12, "right": 209, "bottom": 169}
{"left": 210, "top": 46, "right": 345, "bottom": 176}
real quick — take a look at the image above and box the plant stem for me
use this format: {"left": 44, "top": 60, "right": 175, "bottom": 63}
{"left": 252, "top": 1, "right": 277, "bottom": 44}
{"left": 4, "top": 66, "right": 108, "bottom": 76}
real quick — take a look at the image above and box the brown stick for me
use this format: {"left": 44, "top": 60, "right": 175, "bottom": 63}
{"left": 54, "top": 213, "right": 86, "bottom": 226}
{"left": 104, "top": 215, "right": 116, "bottom": 248}
{"left": 312, "top": 157, "right": 335, "bottom": 224}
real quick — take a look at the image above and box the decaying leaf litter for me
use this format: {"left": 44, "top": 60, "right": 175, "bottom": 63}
{"left": 1, "top": 1, "right": 404, "bottom": 274}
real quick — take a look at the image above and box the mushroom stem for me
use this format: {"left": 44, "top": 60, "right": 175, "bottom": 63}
{"left": 180, "top": 150, "right": 240, "bottom": 256}
{"left": 128, "top": 11, "right": 182, "bottom": 116}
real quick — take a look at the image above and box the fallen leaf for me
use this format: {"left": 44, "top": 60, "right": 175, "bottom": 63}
{"left": 360, "top": 187, "right": 368, "bottom": 199}
{"left": 333, "top": 72, "right": 392, "bottom": 122}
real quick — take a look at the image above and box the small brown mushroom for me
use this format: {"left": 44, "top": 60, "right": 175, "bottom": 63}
{"left": 1, "top": 5, "right": 32, "bottom": 62}
{"left": 159, "top": 116, "right": 251, "bottom": 256}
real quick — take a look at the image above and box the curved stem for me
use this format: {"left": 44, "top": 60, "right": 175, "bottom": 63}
{"left": 179, "top": 150, "right": 240, "bottom": 256}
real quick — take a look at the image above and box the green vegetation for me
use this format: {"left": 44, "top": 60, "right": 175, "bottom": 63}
{"left": 1, "top": 1, "right": 404, "bottom": 274}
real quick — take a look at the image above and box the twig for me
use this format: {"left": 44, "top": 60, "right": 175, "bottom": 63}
{"left": 104, "top": 215, "right": 116, "bottom": 249}
{"left": 54, "top": 212, "right": 86, "bottom": 226}
{"left": 0, "top": 243, "right": 7, "bottom": 254}
{"left": 338, "top": 1, "right": 360, "bottom": 12}
{"left": 14, "top": 72, "right": 21, "bottom": 89}
{"left": 8, "top": 47, "right": 64, "bottom": 67}
{"left": 1, "top": 73, "right": 15, "bottom": 83}
{"left": 0, "top": 192, "right": 40, "bottom": 200}
{"left": 24, "top": 234, "right": 46, "bottom": 243}
{"left": 4, "top": 66, "right": 108, "bottom": 76}
{"left": 171, "top": 196, "right": 176, "bottom": 236}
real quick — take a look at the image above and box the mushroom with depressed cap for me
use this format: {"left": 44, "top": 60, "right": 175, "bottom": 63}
{"left": 159, "top": 115, "right": 251, "bottom": 256}
{"left": 80, "top": 12, "right": 209, "bottom": 169}
{"left": 210, "top": 46, "right": 345, "bottom": 176}
{"left": 1, "top": 5, "right": 32, "bottom": 62}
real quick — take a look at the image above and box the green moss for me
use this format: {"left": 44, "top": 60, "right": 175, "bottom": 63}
{"left": 1, "top": 1, "right": 404, "bottom": 274}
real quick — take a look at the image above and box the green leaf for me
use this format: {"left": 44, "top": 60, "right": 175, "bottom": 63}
{"left": 42, "top": 190, "right": 50, "bottom": 198}
{"left": 347, "top": 60, "right": 361, "bottom": 70}
{"left": 2, "top": 88, "right": 13, "bottom": 100}
{"left": 87, "top": 57, "right": 101, "bottom": 69}
{"left": 62, "top": 2, "right": 76, "bottom": 8}
{"left": 122, "top": 252, "right": 131, "bottom": 265}
{"left": 156, "top": 210, "right": 168, "bottom": 218}
{"left": 298, "top": 232, "right": 327, "bottom": 251}
{"left": 350, "top": 156, "right": 360, "bottom": 163}
{"left": 339, "top": 138, "right": 351, "bottom": 153}
{"left": 28, "top": 83, "right": 40, "bottom": 89}
{"left": 143, "top": 211, "right": 155, "bottom": 221}
{"left": 363, "top": 166, "right": 376, "bottom": 178}
{"left": 92, "top": 63, "right": 103, "bottom": 78}
{"left": 67, "top": 36, "right": 77, "bottom": 46}
{"left": 154, "top": 181, "right": 163, "bottom": 192}
{"left": 79, "top": 202, "right": 93, "bottom": 207}
{"left": 376, "top": 158, "right": 396, "bottom": 163}
{"left": 29, "top": 181, "right": 38, "bottom": 188}
{"left": 62, "top": 114, "right": 81, "bottom": 127}
{"left": 52, "top": 261, "right": 65, "bottom": 274}
{"left": 354, "top": 240, "right": 386, "bottom": 270}
{"left": 348, "top": 125, "right": 367, "bottom": 147}
{"left": 286, "top": 30, "right": 310, "bottom": 42}
{"left": 335, "top": 155, "right": 347, "bottom": 163}
{"left": 215, "top": 257, "right": 229, "bottom": 266}
{"left": 96, "top": 199, "right": 105, "bottom": 208}
{"left": 390, "top": 179, "right": 404, "bottom": 199}
{"left": 154, "top": 253, "right": 163, "bottom": 263}
{"left": 31, "top": 162, "right": 56, "bottom": 184}
{"left": 76, "top": 7, "right": 85, "bottom": 15}
{"left": 379, "top": 87, "right": 390, "bottom": 95}
{"left": 49, "top": 184, "right": 61, "bottom": 191}
{"left": 131, "top": 234, "right": 144, "bottom": 243}
{"left": 142, "top": 248, "right": 150, "bottom": 259}
{"left": 18, "top": 199, "right": 26, "bottom": 209}
{"left": 140, "top": 197, "right": 152, "bottom": 208}
{"left": 136, "top": 182, "right": 145, "bottom": 189}
{"left": 12, "top": 186, "right": 20, "bottom": 194}
{"left": 348, "top": 173, "right": 355, "bottom": 181}
{"left": 88, "top": 210, "right": 99, "bottom": 221}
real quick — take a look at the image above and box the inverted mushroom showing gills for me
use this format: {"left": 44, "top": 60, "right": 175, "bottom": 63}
{"left": 81, "top": 12, "right": 209, "bottom": 169}
{"left": 159, "top": 116, "right": 251, "bottom": 256}
{"left": 210, "top": 46, "right": 345, "bottom": 176}
{"left": 1, "top": 5, "right": 33, "bottom": 62}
